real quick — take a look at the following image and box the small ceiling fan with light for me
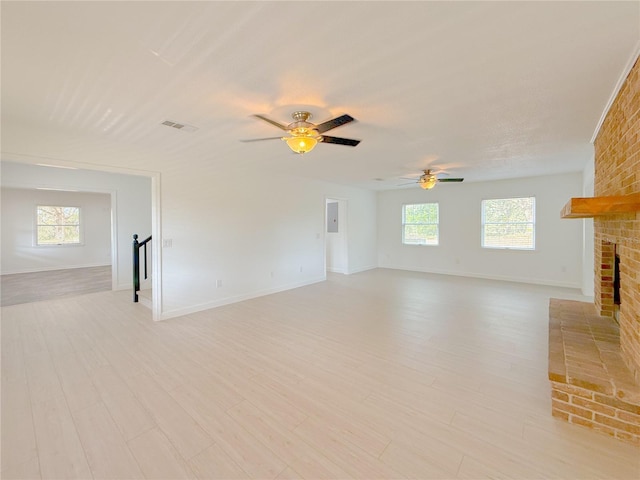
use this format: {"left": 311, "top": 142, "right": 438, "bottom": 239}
{"left": 399, "top": 169, "right": 464, "bottom": 190}
{"left": 241, "top": 111, "right": 361, "bottom": 154}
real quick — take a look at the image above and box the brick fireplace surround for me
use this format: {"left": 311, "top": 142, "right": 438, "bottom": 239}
{"left": 548, "top": 56, "right": 640, "bottom": 444}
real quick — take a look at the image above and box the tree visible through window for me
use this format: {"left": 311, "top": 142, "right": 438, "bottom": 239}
{"left": 481, "top": 197, "right": 535, "bottom": 249}
{"left": 37, "top": 205, "right": 81, "bottom": 245}
{"left": 402, "top": 203, "right": 439, "bottom": 245}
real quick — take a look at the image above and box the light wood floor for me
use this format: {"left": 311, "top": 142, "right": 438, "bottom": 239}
{"left": 2, "top": 269, "right": 639, "bottom": 479}
{"left": 1, "top": 266, "right": 112, "bottom": 306}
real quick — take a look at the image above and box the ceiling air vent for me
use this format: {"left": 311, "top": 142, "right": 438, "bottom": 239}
{"left": 161, "top": 120, "right": 198, "bottom": 132}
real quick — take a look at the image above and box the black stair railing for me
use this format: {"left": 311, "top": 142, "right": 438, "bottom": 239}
{"left": 133, "top": 233, "right": 152, "bottom": 302}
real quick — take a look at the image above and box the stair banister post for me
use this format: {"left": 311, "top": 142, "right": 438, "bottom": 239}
{"left": 133, "top": 234, "right": 140, "bottom": 302}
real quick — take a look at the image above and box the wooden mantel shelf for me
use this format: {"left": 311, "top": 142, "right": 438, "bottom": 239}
{"left": 561, "top": 193, "right": 640, "bottom": 218}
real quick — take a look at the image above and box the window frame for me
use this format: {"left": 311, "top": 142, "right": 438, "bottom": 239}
{"left": 35, "top": 204, "right": 83, "bottom": 247}
{"left": 402, "top": 202, "right": 440, "bottom": 246}
{"left": 481, "top": 196, "right": 536, "bottom": 250}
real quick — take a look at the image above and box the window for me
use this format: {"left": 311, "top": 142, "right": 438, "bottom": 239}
{"left": 36, "top": 205, "right": 81, "bottom": 245}
{"left": 481, "top": 197, "right": 535, "bottom": 249}
{"left": 402, "top": 203, "right": 439, "bottom": 245}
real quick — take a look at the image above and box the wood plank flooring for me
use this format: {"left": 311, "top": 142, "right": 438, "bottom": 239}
{"left": 2, "top": 269, "right": 639, "bottom": 479}
{"left": 1, "top": 266, "right": 112, "bottom": 306}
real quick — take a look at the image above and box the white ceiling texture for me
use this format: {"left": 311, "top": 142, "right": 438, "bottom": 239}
{"left": 2, "top": 1, "right": 639, "bottom": 190}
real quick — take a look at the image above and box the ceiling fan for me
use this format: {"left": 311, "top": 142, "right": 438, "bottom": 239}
{"left": 241, "top": 111, "right": 361, "bottom": 154}
{"left": 399, "top": 169, "right": 464, "bottom": 190}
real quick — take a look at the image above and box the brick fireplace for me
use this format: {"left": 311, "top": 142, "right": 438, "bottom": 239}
{"left": 593, "top": 56, "right": 640, "bottom": 383}
{"left": 550, "top": 55, "right": 640, "bottom": 444}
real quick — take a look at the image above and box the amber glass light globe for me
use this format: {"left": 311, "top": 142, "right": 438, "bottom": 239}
{"left": 419, "top": 175, "right": 437, "bottom": 189}
{"left": 285, "top": 135, "right": 318, "bottom": 154}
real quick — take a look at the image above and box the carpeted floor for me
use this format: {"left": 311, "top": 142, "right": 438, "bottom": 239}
{"left": 0, "top": 265, "right": 112, "bottom": 306}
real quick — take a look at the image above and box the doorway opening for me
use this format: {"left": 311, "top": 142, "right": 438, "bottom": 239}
{"left": 1, "top": 160, "right": 160, "bottom": 319}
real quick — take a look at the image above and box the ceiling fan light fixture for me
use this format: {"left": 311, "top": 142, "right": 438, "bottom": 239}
{"left": 419, "top": 175, "right": 438, "bottom": 189}
{"left": 284, "top": 135, "right": 318, "bottom": 154}
{"left": 246, "top": 111, "right": 359, "bottom": 152}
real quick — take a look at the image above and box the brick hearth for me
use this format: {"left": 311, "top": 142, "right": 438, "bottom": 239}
{"left": 549, "top": 298, "right": 640, "bottom": 444}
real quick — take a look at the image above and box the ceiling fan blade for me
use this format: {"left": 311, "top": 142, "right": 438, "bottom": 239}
{"left": 315, "top": 114, "right": 355, "bottom": 134}
{"left": 438, "top": 178, "right": 464, "bottom": 182}
{"left": 253, "top": 114, "right": 289, "bottom": 131}
{"left": 321, "top": 136, "right": 360, "bottom": 147}
{"left": 239, "top": 137, "right": 283, "bottom": 142}
{"left": 397, "top": 182, "right": 418, "bottom": 186}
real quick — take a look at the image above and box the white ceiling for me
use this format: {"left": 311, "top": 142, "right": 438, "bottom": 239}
{"left": 2, "top": 1, "right": 639, "bottom": 190}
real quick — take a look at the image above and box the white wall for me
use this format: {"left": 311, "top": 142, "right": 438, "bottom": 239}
{"left": 2, "top": 159, "right": 586, "bottom": 319}
{"left": 377, "top": 173, "right": 584, "bottom": 288}
{"left": 1, "top": 188, "right": 111, "bottom": 274}
{"left": 159, "top": 168, "right": 377, "bottom": 318}
{"left": 0, "top": 161, "right": 152, "bottom": 289}
{"left": 340, "top": 186, "right": 378, "bottom": 275}
{"left": 0, "top": 160, "right": 377, "bottom": 319}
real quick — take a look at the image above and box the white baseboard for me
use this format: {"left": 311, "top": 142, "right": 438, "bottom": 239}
{"left": 159, "top": 275, "right": 327, "bottom": 321}
{"left": 346, "top": 264, "right": 377, "bottom": 275}
{"left": 379, "top": 265, "right": 582, "bottom": 289}
{"left": 328, "top": 264, "right": 377, "bottom": 275}
{"left": 327, "top": 267, "right": 347, "bottom": 274}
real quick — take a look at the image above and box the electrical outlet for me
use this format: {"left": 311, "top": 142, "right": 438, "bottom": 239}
{"left": 216, "top": 279, "right": 222, "bottom": 288}
{"left": 162, "top": 239, "right": 172, "bottom": 248}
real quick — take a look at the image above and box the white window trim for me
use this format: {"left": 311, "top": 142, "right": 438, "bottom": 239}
{"left": 402, "top": 202, "right": 440, "bottom": 246}
{"left": 481, "top": 196, "right": 536, "bottom": 250}
{"left": 35, "top": 204, "right": 84, "bottom": 247}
